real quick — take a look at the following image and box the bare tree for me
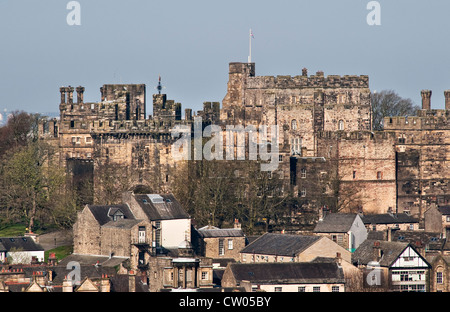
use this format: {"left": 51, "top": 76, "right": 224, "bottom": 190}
{"left": 371, "top": 90, "right": 420, "bottom": 131}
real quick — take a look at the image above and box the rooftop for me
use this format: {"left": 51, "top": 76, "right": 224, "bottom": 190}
{"left": 0, "top": 237, "right": 44, "bottom": 252}
{"left": 361, "top": 213, "right": 418, "bottom": 225}
{"left": 313, "top": 213, "right": 359, "bottom": 233}
{"left": 228, "top": 262, "right": 345, "bottom": 285}
{"left": 240, "top": 233, "right": 320, "bottom": 256}
{"left": 133, "top": 193, "right": 190, "bottom": 221}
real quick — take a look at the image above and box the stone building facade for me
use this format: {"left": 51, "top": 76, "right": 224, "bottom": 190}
{"left": 39, "top": 61, "right": 450, "bottom": 225}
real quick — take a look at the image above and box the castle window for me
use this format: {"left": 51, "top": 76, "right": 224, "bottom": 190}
{"left": 338, "top": 120, "right": 344, "bottom": 131}
{"left": 219, "top": 239, "right": 225, "bottom": 256}
{"left": 228, "top": 239, "right": 233, "bottom": 250}
{"left": 291, "top": 119, "right": 298, "bottom": 130}
{"left": 300, "top": 188, "right": 306, "bottom": 197}
{"left": 291, "top": 137, "right": 302, "bottom": 155}
{"left": 201, "top": 271, "right": 208, "bottom": 280}
{"left": 377, "top": 171, "right": 382, "bottom": 180}
{"left": 85, "top": 137, "right": 92, "bottom": 144}
{"left": 70, "top": 120, "right": 75, "bottom": 128}
{"left": 301, "top": 168, "right": 306, "bottom": 179}
{"left": 353, "top": 171, "right": 356, "bottom": 179}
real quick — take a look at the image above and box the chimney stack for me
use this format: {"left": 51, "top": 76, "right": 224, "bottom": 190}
{"left": 421, "top": 90, "right": 432, "bottom": 110}
{"left": 373, "top": 241, "right": 382, "bottom": 262}
{"left": 335, "top": 252, "right": 342, "bottom": 265}
{"left": 62, "top": 275, "right": 73, "bottom": 292}
{"left": 302, "top": 68, "right": 308, "bottom": 77}
{"left": 128, "top": 271, "right": 136, "bottom": 292}
{"left": 445, "top": 90, "right": 450, "bottom": 110}
{"left": 67, "top": 86, "right": 74, "bottom": 104}
{"left": 76, "top": 86, "right": 85, "bottom": 104}
{"left": 60, "top": 87, "right": 67, "bottom": 104}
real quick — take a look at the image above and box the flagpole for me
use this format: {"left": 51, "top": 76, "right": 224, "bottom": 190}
{"left": 248, "top": 28, "right": 252, "bottom": 63}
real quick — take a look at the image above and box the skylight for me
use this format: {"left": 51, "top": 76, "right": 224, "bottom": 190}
{"left": 147, "top": 194, "right": 164, "bottom": 204}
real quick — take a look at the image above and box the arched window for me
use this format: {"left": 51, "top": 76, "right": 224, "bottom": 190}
{"left": 338, "top": 120, "right": 344, "bottom": 131}
{"left": 291, "top": 119, "right": 298, "bottom": 130}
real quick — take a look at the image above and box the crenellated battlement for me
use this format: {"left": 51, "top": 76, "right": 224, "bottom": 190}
{"left": 384, "top": 111, "right": 450, "bottom": 130}
{"left": 246, "top": 73, "right": 369, "bottom": 89}
{"left": 317, "top": 130, "right": 397, "bottom": 141}
{"left": 229, "top": 62, "right": 369, "bottom": 89}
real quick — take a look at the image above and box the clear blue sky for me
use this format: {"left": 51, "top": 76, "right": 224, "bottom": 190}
{"left": 0, "top": 0, "right": 449, "bottom": 116}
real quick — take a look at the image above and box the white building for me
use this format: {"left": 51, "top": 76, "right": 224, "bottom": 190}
{"left": 124, "top": 192, "right": 191, "bottom": 249}
{"left": 0, "top": 236, "right": 45, "bottom": 264}
{"left": 221, "top": 262, "right": 345, "bottom": 292}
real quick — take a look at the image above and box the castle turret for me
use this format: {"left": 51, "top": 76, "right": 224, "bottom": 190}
{"left": 444, "top": 90, "right": 450, "bottom": 110}
{"left": 421, "top": 90, "right": 432, "bottom": 110}
{"left": 76, "top": 86, "right": 85, "bottom": 104}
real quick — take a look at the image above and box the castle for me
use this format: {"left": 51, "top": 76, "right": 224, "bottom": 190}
{"left": 38, "top": 62, "right": 450, "bottom": 226}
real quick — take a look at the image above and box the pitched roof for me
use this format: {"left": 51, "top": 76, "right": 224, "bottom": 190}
{"left": 438, "top": 206, "right": 450, "bottom": 215}
{"left": 228, "top": 262, "right": 345, "bottom": 284}
{"left": 197, "top": 226, "right": 245, "bottom": 238}
{"left": 392, "top": 230, "right": 442, "bottom": 247}
{"left": 0, "top": 237, "right": 44, "bottom": 252}
{"left": 361, "top": 213, "right": 418, "bottom": 225}
{"left": 102, "top": 219, "right": 143, "bottom": 229}
{"left": 50, "top": 265, "right": 117, "bottom": 285}
{"left": 313, "top": 213, "right": 358, "bottom": 233}
{"left": 133, "top": 194, "right": 190, "bottom": 221}
{"left": 352, "top": 239, "right": 408, "bottom": 267}
{"left": 57, "top": 254, "right": 129, "bottom": 268}
{"left": 240, "top": 233, "right": 320, "bottom": 256}
{"left": 87, "top": 204, "right": 135, "bottom": 225}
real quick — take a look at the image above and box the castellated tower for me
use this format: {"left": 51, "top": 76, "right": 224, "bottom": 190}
{"left": 221, "top": 62, "right": 372, "bottom": 157}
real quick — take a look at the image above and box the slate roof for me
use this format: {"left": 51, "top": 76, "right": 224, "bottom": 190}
{"left": 0, "top": 237, "right": 44, "bottom": 252}
{"left": 392, "top": 230, "right": 442, "bottom": 247}
{"left": 57, "top": 254, "right": 129, "bottom": 268}
{"left": 102, "top": 219, "right": 143, "bottom": 229}
{"left": 197, "top": 226, "right": 245, "bottom": 238}
{"left": 133, "top": 194, "right": 190, "bottom": 221}
{"left": 367, "top": 231, "right": 386, "bottom": 240}
{"left": 240, "top": 233, "right": 321, "bottom": 256}
{"left": 87, "top": 204, "right": 135, "bottom": 225}
{"left": 313, "top": 213, "right": 358, "bottom": 233}
{"left": 49, "top": 264, "right": 117, "bottom": 284}
{"left": 109, "top": 274, "right": 149, "bottom": 292}
{"left": 352, "top": 239, "right": 408, "bottom": 267}
{"left": 438, "top": 206, "right": 450, "bottom": 215}
{"left": 228, "top": 262, "right": 345, "bottom": 284}
{"left": 361, "top": 213, "right": 418, "bottom": 225}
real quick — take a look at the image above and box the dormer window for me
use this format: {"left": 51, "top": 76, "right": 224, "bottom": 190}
{"left": 109, "top": 208, "right": 125, "bottom": 221}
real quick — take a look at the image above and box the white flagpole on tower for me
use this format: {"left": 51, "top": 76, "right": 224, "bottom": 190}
{"left": 248, "top": 28, "right": 252, "bottom": 63}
